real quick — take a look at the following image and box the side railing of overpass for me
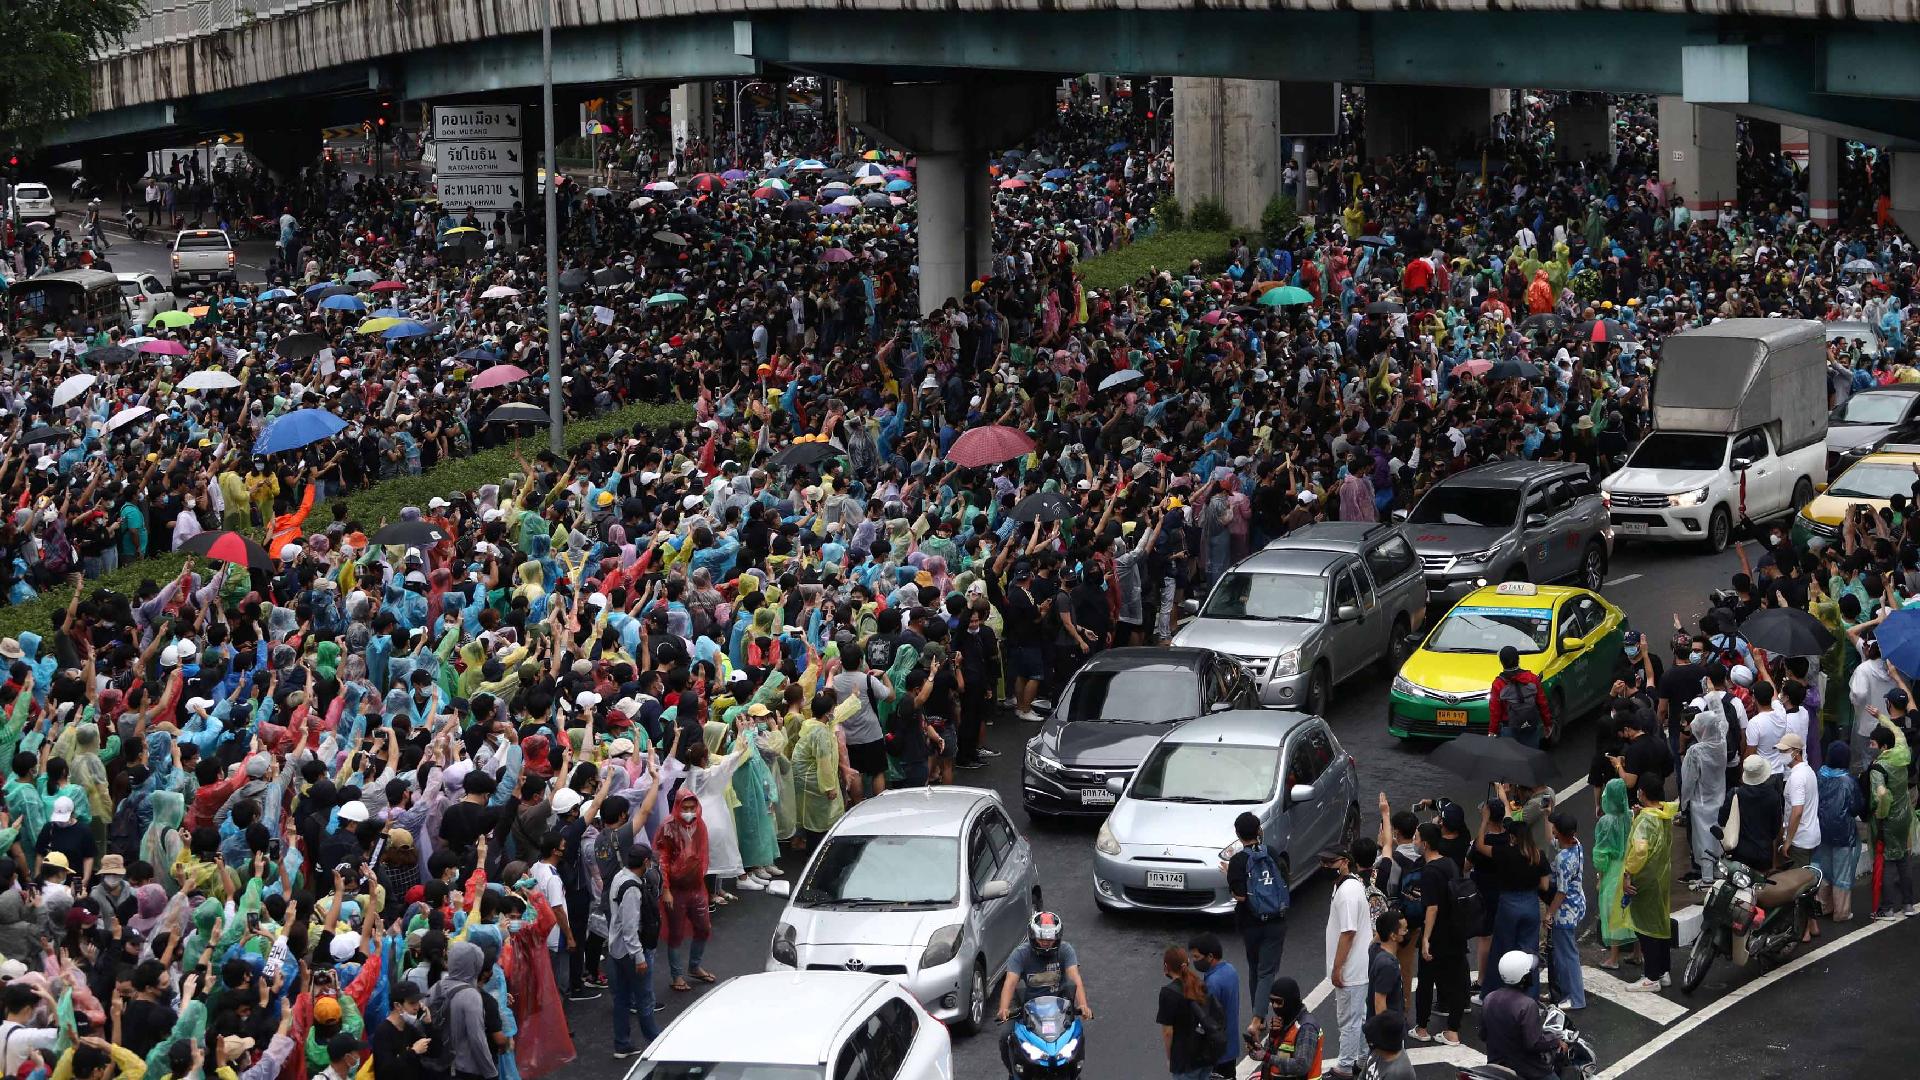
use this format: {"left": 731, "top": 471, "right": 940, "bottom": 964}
{"left": 104, "top": 0, "right": 339, "bottom": 56}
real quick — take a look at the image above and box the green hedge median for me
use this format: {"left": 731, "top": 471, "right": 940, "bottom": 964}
{"left": 0, "top": 401, "right": 694, "bottom": 642}
{"left": 1078, "top": 229, "right": 1233, "bottom": 292}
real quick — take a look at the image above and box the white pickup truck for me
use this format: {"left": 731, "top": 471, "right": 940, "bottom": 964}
{"left": 1602, "top": 319, "right": 1828, "bottom": 552}
{"left": 170, "top": 228, "right": 237, "bottom": 293}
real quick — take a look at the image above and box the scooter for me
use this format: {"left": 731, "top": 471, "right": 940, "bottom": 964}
{"left": 1456, "top": 1002, "right": 1599, "bottom": 1080}
{"left": 1681, "top": 848, "right": 1823, "bottom": 993}
{"left": 121, "top": 208, "right": 147, "bottom": 242}
{"left": 1000, "top": 995, "right": 1085, "bottom": 1079}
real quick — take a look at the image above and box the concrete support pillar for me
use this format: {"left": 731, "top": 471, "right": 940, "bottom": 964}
{"left": 670, "top": 81, "right": 711, "bottom": 151}
{"left": 1551, "top": 98, "right": 1615, "bottom": 164}
{"left": 1781, "top": 125, "right": 1810, "bottom": 162}
{"left": 1807, "top": 131, "right": 1840, "bottom": 224}
{"left": 1893, "top": 153, "right": 1920, "bottom": 242}
{"left": 1173, "top": 77, "right": 1282, "bottom": 229}
{"left": 1657, "top": 96, "right": 1736, "bottom": 221}
{"left": 916, "top": 150, "right": 993, "bottom": 312}
{"left": 1364, "top": 85, "right": 1497, "bottom": 160}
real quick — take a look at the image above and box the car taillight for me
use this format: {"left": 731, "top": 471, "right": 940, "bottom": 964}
{"left": 133, "top": 295, "right": 147, "bottom": 303}
{"left": 227, "top": 252, "right": 236, "bottom": 267}
{"left": 171, "top": 254, "right": 179, "bottom": 267}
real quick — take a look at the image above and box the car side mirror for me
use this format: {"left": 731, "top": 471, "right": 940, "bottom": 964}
{"left": 1104, "top": 776, "right": 1127, "bottom": 796}
{"left": 978, "top": 879, "right": 1011, "bottom": 901}
{"left": 1288, "top": 783, "right": 1315, "bottom": 804}
{"left": 1561, "top": 636, "right": 1585, "bottom": 653}
{"left": 1335, "top": 604, "right": 1361, "bottom": 622}
{"left": 1180, "top": 598, "right": 1200, "bottom": 616}
{"left": 1732, "top": 457, "right": 1753, "bottom": 471}
{"left": 1209, "top": 700, "right": 1235, "bottom": 714}
{"left": 1391, "top": 509, "right": 1410, "bottom": 522}
{"left": 1814, "top": 482, "right": 1828, "bottom": 494}
{"left": 1525, "top": 513, "right": 1550, "bottom": 529}
{"left": 1403, "top": 633, "right": 1423, "bottom": 652}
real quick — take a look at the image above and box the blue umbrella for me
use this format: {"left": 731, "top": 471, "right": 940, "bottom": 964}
{"left": 302, "top": 281, "right": 340, "bottom": 296}
{"left": 217, "top": 296, "right": 251, "bottom": 307}
{"left": 820, "top": 203, "right": 853, "bottom": 216}
{"left": 1106, "top": 140, "right": 1129, "bottom": 154}
{"left": 383, "top": 320, "right": 433, "bottom": 341}
{"left": 455, "top": 346, "right": 498, "bottom": 362}
{"left": 372, "top": 307, "right": 408, "bottom": 318}
{"left": 258, "top": 288, "right": 294, "bottom": 301}
{"left": 885, "top": 179, "right": 912, "bottom": 193}
{"left": 1041, "top": 182, "right": 1060, "bottom": 192}
{"left": 1079, "top": 162, "right": 1101, "bottom": 173}
{"left": 253, "top": 408, "right": 346, "bottom": 456}
{"left": 1043, "top": 168, "right": 1071, "bottom": 180}
{"left": 319, "top": 294, "right": 365, "bottom": 312}
{"left": 1873, "top": 609, "right": 1920, "bottom": 677}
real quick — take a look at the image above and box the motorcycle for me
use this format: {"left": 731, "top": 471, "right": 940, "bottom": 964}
{"left": 1000, "top": 995, "right": 1085, "bottom": 1079}
{"left": 1457, "top": 1002, "right": 1599, "bottom": 1080}
{"left": 1681, "top": 849, "right": 1822, "bottom": 992}
{"left": 121, "top": 208, "right": 148, "bottom": 243}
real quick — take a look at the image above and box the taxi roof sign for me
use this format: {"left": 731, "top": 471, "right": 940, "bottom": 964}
{"left": 1495, "top": 581, "right": 1538, "bottom": 596}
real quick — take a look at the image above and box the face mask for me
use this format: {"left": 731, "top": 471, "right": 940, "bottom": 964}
{"left": 1624, "top": 645, "right": 1640, "bottom": 659}
{"left": 679, "top": 810, "right": 697, "bottom": 823}
{"left": 1689, "top": 651, "right": 1704, "bottom": 665}
{"left": 100, "top": 874, "right": 123, "bottom": 889}
{"left": 506, "top": 919, "right": 523, "bottom": 934}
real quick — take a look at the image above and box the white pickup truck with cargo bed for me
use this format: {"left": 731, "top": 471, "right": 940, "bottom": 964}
{"left": 170, "top": 228, "right": 237, "bottom": 293}
{"left": 1601, "top": 318, "right": 1828, "bottom": 552}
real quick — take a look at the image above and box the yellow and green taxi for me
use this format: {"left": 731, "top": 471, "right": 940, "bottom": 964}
{"left": 1387, "top": 581, "right": 1627, "bottom": 742}
{"left": 1790, "top": 445, "right": 1920, "bottom": 551}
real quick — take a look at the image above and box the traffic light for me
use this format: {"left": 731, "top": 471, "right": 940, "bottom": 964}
{"left": 375, "top": 99, "right": 395, "bottom": 143}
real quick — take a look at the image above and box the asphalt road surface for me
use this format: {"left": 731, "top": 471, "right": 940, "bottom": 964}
{"left": 70, "top": 215, "right": 1910, "bottom": 1077}
{"left": 537, "top": 539, "right": 1912, "bottom": 1079}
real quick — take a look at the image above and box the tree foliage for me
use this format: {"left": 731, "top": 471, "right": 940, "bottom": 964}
{"left": 2, "top": 0, "right": 144, "bottom": 149}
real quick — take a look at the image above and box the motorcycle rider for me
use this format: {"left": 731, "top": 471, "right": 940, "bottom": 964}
{"left": 1245, "top": 976, "right": 1324, "bottom": 1079}
{"left": 1479, "top": 952, "right": 1563, "bottom": 1080}
{"left": 995, "top": 911, "right": 1094, "bottom": 1022}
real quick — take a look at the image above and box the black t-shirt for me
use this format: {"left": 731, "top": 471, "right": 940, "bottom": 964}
{"left": 1472, "top": 837, "right": 1548, "bottom": 895}
{"left": 1657, "top": 661, "right": 1704, "bottom": 725}
{"left": 1155, "top": 985, "right": 1210, "bottom": 1073}
{"left": 440, "top": 800, "right": 500, "bottom": 855}
{"left": 886, "top": 701, "right": 927, "bottom": 764}
{"left": 1418, "top": 855, "right": 1465, "bottom": 950}
{"left": 1622, "top": 733, "right": 1674, "bottom": 788}
{"left": 1367, "top": 941, "right": 1403, "bottom": 1016}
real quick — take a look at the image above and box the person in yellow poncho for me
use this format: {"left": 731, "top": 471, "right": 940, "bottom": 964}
{"left": 1620, "top": 776, "right": 1679, "bottom": 991}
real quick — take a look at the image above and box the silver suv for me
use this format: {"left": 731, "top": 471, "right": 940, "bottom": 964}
{"left": 1396, "top": 461, "right": 1611, "bottom": 609}
{"left": 1172, "top": 522, "right": 1427, "bottom": 714}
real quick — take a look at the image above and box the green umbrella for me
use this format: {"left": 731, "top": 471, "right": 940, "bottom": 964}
{"left": 151, "top": 309, "right": 196, "bottom": 328}
{"left": 1258, "top": 285, "right": 1315, "bottom": 307}
{"left": 647, "top": 292, "right": 689, "bottom": 307}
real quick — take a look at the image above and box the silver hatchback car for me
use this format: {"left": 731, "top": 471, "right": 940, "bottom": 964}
{"left": 768, "top": 786, "right": 1039, "bottom": 1034}
{"left": 1092, "top": 711, "right": 1359, "bottom": 915}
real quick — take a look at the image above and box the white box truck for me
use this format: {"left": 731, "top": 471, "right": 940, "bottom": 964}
{"left": 1601, "top": 318, "right": 1828, "bottom": 552}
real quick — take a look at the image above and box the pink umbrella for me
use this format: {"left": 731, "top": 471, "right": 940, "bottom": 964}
{"left": 997, "top": 178, "right": 1027, "bottom": 190}
{"left": 138, "top": 340, "right": 189, "bottom": 356}
{"left": 1455, "top": 358, "right": 1493, "bottom": 377}
{"left": 946, "top": 424, "right": 1036, "bottom": 468}
{"left": 820, "top": 248, "right": 855, "bottom": 263}
{"left": 1200, "top": 311, "right": 1224, "bottom": 325}
{"left": 470, "top": 364, "right": 532, "bottom": 389}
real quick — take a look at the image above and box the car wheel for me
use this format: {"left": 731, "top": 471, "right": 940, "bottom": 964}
{"left": 1383, "top": 614, "right": 1413, "bottom": 672}
{"left": 1790, "top": 476, "right": 1814, "bottom": 515}
{"left": 1543, "top": 688, "right": 1566, "bottom": 749}
{"left": 1304, "top": 663, "right": 1330, "bottom": 716}
{"left": 1581, "top": 542, "right": 1607, "bottom": 592}
{"left": 1705, "top": 506, "right": 1732, "bottom": 553}
{"left": 956, "top": 959, "right": 988, "bottom": 1035}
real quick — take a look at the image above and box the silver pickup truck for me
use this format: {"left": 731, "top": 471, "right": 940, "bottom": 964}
{"left": 1398, "top": 460, "right": 1612, "bottom": 606}
{"left": 1172, "top": 522, "right": 1428, "bottom": 714}
{"left": 170, "top": 228, "right": 237, "bottom": 293}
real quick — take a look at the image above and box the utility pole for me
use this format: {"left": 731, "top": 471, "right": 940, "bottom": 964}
{"left": 542, "top": 0, "right": 564, "bottom": 456}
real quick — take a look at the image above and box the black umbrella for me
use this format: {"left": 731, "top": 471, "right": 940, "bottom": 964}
{"left": 313, "top": 285, "right": 358, "bottom": 301}
{"left": 1520, "top": 313, "right": 1567, "bottom": 336}
{"left": 1488, "top": 359, "right": 1541, "bottom": 381}
{"left": 593, "top": 266, "right": 633, "bottom": 287}
{"left": 1739, "top": 607, "right": 1835, "bottom": 657}
{"left": 371, "top": 519, "right": 450, "bottom": 547}
{"left": 1010, "top": 491, "right": 1076, "bottom": 523}
{"left": 1429, "top": 733, "right": 1555, "bottom": 787}
{"left": 1364, "top": 300, "right": 1405, "bottom": 315}
{"left": 487, "top": 403, "right": 551, "bottom": 425}
{"left": 1356, "top": 235, "right": 1394, "bottom": 248}
{"left": 652, "top": 231, "right": 688, "bottom": 247}
{"left": 86, "top": 345, "right": 135, "bottom": 366}
{"left": 771, "top": 440, "right": 845, "bottom": 469}
{"left": 783, "top": 200, "right": 819, "bottom": 219}
{"left": 21, "top": 425, "right": 72, "bottom": 445}
{"left": 277, "top": 333, "right": 327, "bottom": 360}
{"left": 558, "top": 268, "right": 590, "bottom": 294}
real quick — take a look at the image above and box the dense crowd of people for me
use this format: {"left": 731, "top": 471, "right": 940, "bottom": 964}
{"left": 0, "top": 80, "right": 1917, "bottom": 1080}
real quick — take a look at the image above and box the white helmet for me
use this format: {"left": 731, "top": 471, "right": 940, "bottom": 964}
{"left": 1497, "top": 950, "right": 1535, "bottom": 987}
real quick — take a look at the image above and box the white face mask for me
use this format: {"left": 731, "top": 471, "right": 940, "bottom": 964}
{"left": 679, "top": 810, "right": 697, "bottom": 823}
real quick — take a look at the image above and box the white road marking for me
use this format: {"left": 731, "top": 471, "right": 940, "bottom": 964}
{"left": 1554, "top": 775, "right": 1591, "bottom": 804}
{"left": 1303, "top": 977, "right": 1331, "bottom": 1010}
{"left": 1597, "top": 915, "right": 1902, "bottom": 1077}
{"left": 1607, "top": 574, "right": 1644, "bottom": 586}
{"left": 1407, "top": 1041, "right": 1486, "bottom": 1068}
{"left": 1578, "top": 964, "right": 1690, "bottom": 1025}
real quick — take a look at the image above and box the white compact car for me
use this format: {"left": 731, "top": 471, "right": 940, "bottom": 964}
{"left": 624, "top": 971, "right": 953, "bottom": 1080}
{"left": 117, "top": 272, "right": 177, "bottom": 329}
{"left": 8, "top": 182, "right": 55, "bottom": 224}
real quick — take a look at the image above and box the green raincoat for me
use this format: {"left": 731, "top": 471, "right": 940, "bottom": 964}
{"left": 1592, "top": 778, "right": 1635, "bottom": 946}
{"left": 1869, "top": 718, "right": 1914, "bottom": 861}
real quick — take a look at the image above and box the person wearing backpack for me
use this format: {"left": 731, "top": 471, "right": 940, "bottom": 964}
{"left": 1814, "top": 740, "right": 1863, "bottom": 922}
{"left": 1188, "top": 934, "right": 1241, "bottom": 1079}
{"left": 606, "top": 842, "right": 664, "bottom": 1056}
{"left": 1225, "top": 812, "right": 1291, "bottom": 1037}
{"left": 1488, "top": 646, "right": 1551, "bottom": 749}
{"left": 1160, "top": 946, "right": 1228, "bottom": 1080}
{"left": 1371, "top": 795, "right": 1422, "bottom": 1016}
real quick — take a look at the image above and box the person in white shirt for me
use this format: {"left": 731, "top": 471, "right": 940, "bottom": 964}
{"left": 1745, "top": 683, "right": 1788, "bottom": 777}
{"left": 1847, "top": 638, "right": 1899, "bottom": 768}
{"left": 1778, "top": 731, "right": 1822, "bottom": 942}
{"left": 1322, "top": 839, "right": 1378, "bottom": 1080}
{"left": 0, "top": 982, "right": 60, "bottom": 1076}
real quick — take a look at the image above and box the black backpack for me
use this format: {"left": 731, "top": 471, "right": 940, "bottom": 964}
{"left": 1448, "top": 872, "right": 1485, "bottom": 939}
{"left": 1190, "top": 994, "right": 1228, "bottom": 1064}
{"left": 425, "top": 984, "right": 478, "bottom": 1076}
{"left": 1498, "top": 677, "right": 1541, "bottom": 733}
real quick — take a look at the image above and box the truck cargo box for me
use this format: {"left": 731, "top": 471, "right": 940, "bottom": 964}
{"left": 1650, "top": 318, "right": 1827, "bottom": 450}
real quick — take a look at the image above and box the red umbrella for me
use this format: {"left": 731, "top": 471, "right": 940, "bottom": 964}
{"left": 178, "top": 530, "right": 273, "bottom": 570}
{"left": 688, "top": 172, "right": 729, "bottom": 192}
{"left": 470, "top": 364, "right": 532, "bottom": 389}
{"left": 369, "top": 280, "right": 407, "bottom": 293}
{"left": 946, "top": 425, "right": 1035, "bottom": 468}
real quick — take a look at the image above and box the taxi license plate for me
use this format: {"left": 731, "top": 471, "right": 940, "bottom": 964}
{"left": 1080, "top": 788, "right": 1115, "bottom": 807}
{"left": 1616, "top": 521, "right": 1648, "bottom": 535}
{"left": 1437, "top": 709, "right": 1469, "bottom": 726}
{"left": 1146, "top": 871, "right": 1186, "bottom": 890}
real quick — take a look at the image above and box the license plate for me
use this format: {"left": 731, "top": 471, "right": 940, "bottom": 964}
{"left": 1437, "top": 709, "right": 1469, "bottom": 726}
{"left": 1079, "top": 788, "right": 1115, "bottom": 807}
{"left": 1616, "top": 521, "right": 1648, "bottom": 535}
{"left": 1146, "top": 870, "right": 1186, "bottom": 889}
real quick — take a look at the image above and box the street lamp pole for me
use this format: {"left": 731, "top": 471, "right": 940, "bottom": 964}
{"left": 542, "top": 0, "right": 564, "bottom": 456}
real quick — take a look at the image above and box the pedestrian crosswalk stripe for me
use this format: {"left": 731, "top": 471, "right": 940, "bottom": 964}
{"left": 1406, "top": 1042, "right": 1485, "bottom": 1068}
{"left": 1579, "top": 964, "right": 1690, "bottom": 1025}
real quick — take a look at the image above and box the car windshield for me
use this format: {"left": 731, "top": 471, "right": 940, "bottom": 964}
{"left": 15, "top": 186, "right": 48, "bottom": 200}
{"left": 1201, "top": 571, "right": 1325, "bottom": 622}
{"left": 794, "top": 835, "right": 958, "bottom": 908}
{"left": 1425, "top": 605, "right": 1554, "bottom": 654}
{"left": 1407, "top": 486, "right": 1520, "bottom": 527}
{"left": 1831, "top": 395, "right": 1911, "bottom": 425}
{"left": 118, "top": 282, "right": 142, "bottom": 297}
{"left": 1128, "top": 742, "right": 1277, "bottom": 804}
{"left": 630, "top": 1065, "right": 822, "bottom": 1079}
{"left": 1627, "top": 432, "right": 1726, "bottom": 472}
{"left": 1060, "top": 668, "right": 1200, "bottom": 724}
{"left": 1827, "top": 462, "right": 1919, "bottom": 500}
{"left": 175, "top": 232, "right": 230, "bottom": 251}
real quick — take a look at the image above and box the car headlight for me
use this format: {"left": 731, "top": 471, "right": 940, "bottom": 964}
{"left": 1272, "top": 650, "right": 1300, "bottom": 678}
{"left": 771, "top": 923, "right": 796, "bottom": 967}
{"left": 1457, "top": 547, "right": 1497, "bottom": 565}
{"left": 919, "top": 924, "right": 963, "bottom": 969}
{"left": 1026, "top": 744, "right": 1063, "bottom": 778}
{"left": 1391, "top": 675, "right": 1419, "bottom": 697}
{"left": 1096, "top": 822, "right": 1121, "bottom": 856}
{"left": 1669, "top": 487, "right": 1710, "bottom": 507}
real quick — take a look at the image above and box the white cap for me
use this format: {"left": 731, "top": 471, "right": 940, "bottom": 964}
{"left": 337, "top": 800, "right": 370, "bottom": 823}
{"left": 329, "top": 931, "right": 363, "bottom": 961}
{"left": 175, "top": 637, "right": 196, "bottom": 660}
{"left": 427, "top": 497, "right": 449, "bottom": 509}
{"left": 159, "top": 644, "right": 182, "bottom": 667}
{"left": 50, "top": 797, "right": 75, "bottom": 825}
{"left": 681, "top": 494, "right": 704, "bottom": 510}
{"left": 639, "top": 471, "right": 660, "bottom": 485}
{"left": 551, "top": 788, "right": 584, "bottom": 815}
{"left": 405, "top": 570, "right": 428, "bottom": 585}
{"left": 613, "top": 696, "right": 642, "bottom": 717}
{"left": 279, "top": 542, "right": 302, "bottom": 560}
{"left": 576, "top": 690, "right": 602, "bottom": 709}
{"left": 607, "top": 737, "right": 636, "bottom": 757}
{"left": 185, "top": 697, "right": 216, "bottom": 713}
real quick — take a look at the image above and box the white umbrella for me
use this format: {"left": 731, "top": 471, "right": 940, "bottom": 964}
{"left": 52, "top": 374, "right": 96, "bottom": 407}
{"left": 831, "top": 195, "right": 862, "bottom": 207}
{"left": 644, "top": 181, "right": 677, "bottom": 192}
{"left": 481, "top": 285, "right": 521, "bottom": 300}
{"left": 105, "top": 405, "right": 152, "bottom": 431}
{"left": 628, "top": 196, "right": 654, "bottom": 210}
{"left": 855, "top": 175, "right": 886, "bottom": 187}
{"left": 179, "top": 370, "right": 241, "bottom": 392}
